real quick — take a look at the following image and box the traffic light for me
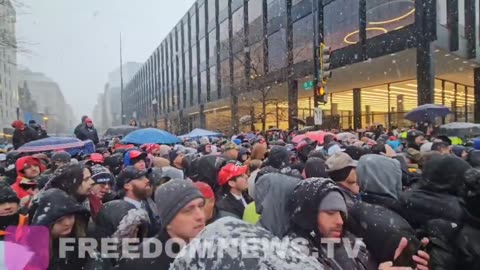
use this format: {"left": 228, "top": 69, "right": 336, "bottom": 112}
{"left": 315, "top": 85, "right": 328, "bottom": 104}
{"left": 320, "top": 43, "right": 332, "bottom": 84}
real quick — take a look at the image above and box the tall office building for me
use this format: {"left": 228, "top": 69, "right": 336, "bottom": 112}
{"left": 123, "top": 0, "right": 480, "bottom": 134}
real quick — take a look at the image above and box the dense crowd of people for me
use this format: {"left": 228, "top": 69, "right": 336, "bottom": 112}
{"left": 1, "top": 117, "right": 480, "bottom": 270}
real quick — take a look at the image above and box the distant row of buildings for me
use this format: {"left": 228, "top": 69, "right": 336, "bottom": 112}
{"left": 0, "top": 0, "right": 75, "bottom": 135}
{"left": 17, "top": 69, "right": 76, "bottom": 134}
{"left": 92, "top": 62, "right": 142, "bottom": 133}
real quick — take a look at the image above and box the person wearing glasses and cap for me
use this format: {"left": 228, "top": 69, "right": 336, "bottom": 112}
{"left": 216, "top": 162, "right": 252, "bottom": 219}
{"left": 116, "top": 166, "right": 157, "bottom": 236}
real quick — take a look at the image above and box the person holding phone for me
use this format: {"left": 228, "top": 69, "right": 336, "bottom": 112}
{"left": 287, "top": 178, "right": 430, "bottom": 270}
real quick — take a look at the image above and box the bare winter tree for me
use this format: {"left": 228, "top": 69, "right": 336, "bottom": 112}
{"left": 230, "top": 41, "right": 309, "bottom": 132}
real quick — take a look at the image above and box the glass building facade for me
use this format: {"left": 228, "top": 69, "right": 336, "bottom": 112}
{"left": 123, "top": 0, "right": 480, "bottom": 134}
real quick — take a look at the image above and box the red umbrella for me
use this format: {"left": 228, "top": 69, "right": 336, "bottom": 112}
{"left": 305, "top": 131, "right": 337, "bottom": 144}
{"left": 292, "top": 134, "right": 307, "bottom": 144}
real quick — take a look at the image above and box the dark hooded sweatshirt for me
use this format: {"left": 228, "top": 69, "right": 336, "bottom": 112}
{"left": 254, "top": 173, "right": 300, "bottom": 238}
{"left": 92, "top": 200, "right": 150, "bottom": 268}
{"left": 304, "top": 157, "right": 328, "bottom": 178}
{"left": 351, "top": 155, "right": 419, "bottom": 263}
{"left": 422, "top": 168, "right": 480, "bottom": 270}
{"left": 356, "top": 154, "right": 403, "bottom": 212}
{"left": 287, "top": 178, "right": 377, "bottom": 270}
{"left": 262, "top": 146, "right": 291, "bottom": 170}
{"left": 31, "top": 188, "right": 91, "bottom": 270}
{"left": 399, "top": 155, "right": 471, "bottom": 229}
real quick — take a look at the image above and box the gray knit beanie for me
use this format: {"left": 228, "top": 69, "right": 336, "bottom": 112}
{"left": 318, "top": 191, "right": 347, "bottom": 215}
{"left": 154, "top": 179, "right": 204, "bottom": 231}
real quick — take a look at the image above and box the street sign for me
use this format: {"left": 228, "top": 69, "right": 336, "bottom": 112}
{"left": 314, "top": 108, "right": 322, "bottom": 125}
{"left": 302, "top": 80, "right": 314, "bottom": 90}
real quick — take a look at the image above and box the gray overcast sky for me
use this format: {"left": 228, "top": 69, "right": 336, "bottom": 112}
{"left": 16, "top": 0, "right": 196, "bottom": 121}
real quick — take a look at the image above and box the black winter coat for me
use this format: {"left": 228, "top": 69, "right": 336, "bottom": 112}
{"left": 216, "top": 191, "right": 252, "bottom": 219}
{"left": 287, "top": 178, "right": 378, "bottom": 270}
{"left": 360, "top": 192, "right": 403, "bottom": 214}
{"left": 29, "top": 123, "right": 48, "bottom": 139}
{"left": 347, "top": 201, "right": 419, "bottom": 264}
{"left": 76, "top": 125, "right": 99, "bottom": 144}
{"left": 117, "top": 230, "right": 181, "bottom": 270}
{"left": 287, "top": 229, "right": 377, "bottom": 270}
{"left": 30, "top": 189, "right": 92, "bottom": 270}
{"left": 12, "top": 126, "right": 38, "bottom": 149}
{"left": 398, "top": 189, "right": 464, "bottom": 230}
{"left": 92, "top": 200, "right": 150, "bottom": 268}
{"left": 423, "top": 211, "right": 480, "bottom": 270}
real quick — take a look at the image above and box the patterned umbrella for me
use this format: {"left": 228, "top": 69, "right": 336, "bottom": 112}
{"left": 17, "top": 137, "right": 95, "bottom": 156}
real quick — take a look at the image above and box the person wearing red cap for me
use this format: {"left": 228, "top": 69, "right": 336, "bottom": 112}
{"left": 216, "top": 162, "right": 251, "bottom": 219}
{"left": 193, "top": 182, "right": 218, "bottom": 224}
{"left": 11, "top": 156, "right": 44, "bottom": 207}
{"left": 75, "top": 117, "right": 99, "bottom": 144}
{"left": 12, "top": 120, "right": 39, "bottom": 150}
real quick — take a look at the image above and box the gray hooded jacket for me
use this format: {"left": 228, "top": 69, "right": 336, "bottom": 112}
{"left": 357, "top": 154, "right": 402, "bottom": 199}
{"left": 254, "top": 173, "right": 300, "bottom": 238}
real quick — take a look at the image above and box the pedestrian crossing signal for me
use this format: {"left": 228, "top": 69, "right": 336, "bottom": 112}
{"left": 316, "top": 86, "right": 325, "bottom": 96}
{"left": 315, "top": 86, "right": 328, "bottom": 104}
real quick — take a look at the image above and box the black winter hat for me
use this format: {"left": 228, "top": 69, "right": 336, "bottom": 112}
{"left": 51, "top": 151, "right": 71, "bottom": 163}
{"left": 44, "top": 163, "right": 89, "bottom": 197}
{"left": 421, "top": 155, "right": 471, "bottom": 196}
{"left": 90, "top": 165, "right": 115, "bottom": 185}
{"left": 263, "top": 146, "right": 290, "bottom": 169}
{"left": 31, "top": 188, "right": 89, "bottom": 226}
{"left": 0, "top": 181, "right": 19, "bottom": 205}
{"left": 104, "top": 153, "right": 124, "bottom": 175}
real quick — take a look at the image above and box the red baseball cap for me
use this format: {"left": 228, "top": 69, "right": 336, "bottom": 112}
{"left": 89, "top": 153, "right": 104, "bottom": 164}
{"left": 193, "top": 182, "right": 215, "bottom": 200}
{"left": 85, "top": 118, "right": 93, "bottom": 123}
{"left": 218, "top": 163, "right": 248, "bottom": 186}
{"left": 129, "top": 150, "right": 147, "bottom": 160}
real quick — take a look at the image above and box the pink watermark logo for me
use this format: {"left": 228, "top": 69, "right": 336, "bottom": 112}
{"left": 4, "top": 226, "right": 50, "bottom": 270}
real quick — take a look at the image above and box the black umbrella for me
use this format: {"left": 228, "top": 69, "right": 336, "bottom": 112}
{"left": 439, "top": 122, "right": 480, "bottom": 138}
{"left": 404, "top": 104, "right": 451, "bottom": 123}
{"left": 103, "top": 125, "right": 139, "bottom": 139}
{"left": 293, "top": 117, "right": 307, "bottom": 126}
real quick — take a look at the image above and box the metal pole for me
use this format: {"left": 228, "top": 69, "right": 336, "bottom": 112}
{"left": 312, "top": 0, "right": 323, "bottom": 108}
{"left": 120, "top": 33, "right": 125, "bottom": 125}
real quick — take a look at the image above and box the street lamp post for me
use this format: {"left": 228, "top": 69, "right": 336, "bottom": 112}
{"left": 43, "top": 116, "right": 49, "bottom": 131}
{"left": 152, "top": 99, "right": 158, "bottom": 128}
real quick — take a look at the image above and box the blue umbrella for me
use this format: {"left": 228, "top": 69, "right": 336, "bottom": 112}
{"left": 122, "top": 128, "right": 180, "bottom": 145}
{"left": 17, "top": 137, "right": 95, "bottom": 156}
{"left": 179, "top": 128, "right": 222, "bottom": 139}
{"left": 405, "top": 104, "right": 452, "bottom": 123}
